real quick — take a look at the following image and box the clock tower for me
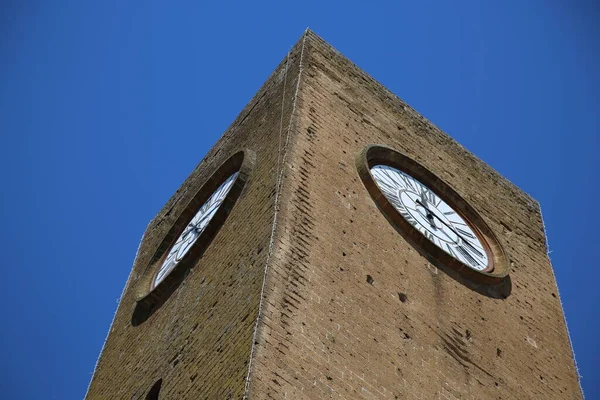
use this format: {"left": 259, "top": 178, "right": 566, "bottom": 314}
{"left": 86, "top": 30, "right": 582, "bottom": 399}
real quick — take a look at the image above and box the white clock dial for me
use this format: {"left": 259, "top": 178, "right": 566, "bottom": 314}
{"left": 153, "top": 172, "right": 239, "bottom": 287}
{"left": 370, "top": 165, "right": 489, "bottom": 271}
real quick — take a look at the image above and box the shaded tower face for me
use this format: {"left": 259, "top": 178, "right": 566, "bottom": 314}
{"left": 86, "top": 31, "right": 582, "bottom": 400}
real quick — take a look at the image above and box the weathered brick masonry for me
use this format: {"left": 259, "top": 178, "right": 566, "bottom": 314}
{"left": 87, "top": 30, "right": 582, "bottom": 399}
{"left": 85, "top": 37, "right": 303, "bottom": 399}
{"left": 247, "top": 32, "right": 582, "bottom": 399}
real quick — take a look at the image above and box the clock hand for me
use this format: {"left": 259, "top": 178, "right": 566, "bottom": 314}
{"left": 418, "top": 192, "right": 437, "bottom": 229}
{"left": 416, "top": 200, "right": 458, "bottom": 234}
{"left": 194, "top": 202, "right": 221, "bottom": 231}
{"left": 415, "top": 200, "right": 482, "bottom": 262}
{"left": 171, "top": 221, "right": 202, "bottom": 258}
{"left": 182, "top": 223, "right": 197, "bottom": 237}
{"left": 171, "top": 203, "right": 222, "bottom": 262}
{"left": 172, "top": 200, "right": 224, "bottom": 262}
{"left": 436, "top": 225, "right": 456, "bottom": 242}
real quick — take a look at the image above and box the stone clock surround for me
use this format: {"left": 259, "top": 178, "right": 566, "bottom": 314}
{"left": 132, "top": 149, "right": 256, "bottom": 325}
{"left": 86, "top": 30, "right": 582, "bottom": 399}
{"left": 355, "top": 143, "right": 510, "bottom": 286}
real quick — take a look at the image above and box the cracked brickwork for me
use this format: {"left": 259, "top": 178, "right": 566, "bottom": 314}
{"left": 87, "top": 30, "right": 581, "bottom": 399}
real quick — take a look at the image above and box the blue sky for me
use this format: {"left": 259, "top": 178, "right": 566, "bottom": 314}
{"left": 1, "top": 1, "right": 598, "bottom": 399}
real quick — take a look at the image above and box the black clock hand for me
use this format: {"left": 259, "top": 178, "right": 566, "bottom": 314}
{"left": 185, "top": 223, "right": 197, "bottom": 235}
{"left": 416, "top": 200, "right": 459, "bottom": 236}
{"left": 193, "top": 202, "right": 221, "bottom": 231}
{"left": 171, "top": 220, "right": 203, "bottom": 259}
{"left": 419, "top": 192, "right": 437, "bottom": 229}
{"left": 415, "top": 200, "right": 482, "bottom": 262}
{"left": 436, "top": 225, "right": 456, "bottom": 242}
{"left": 171, "top": 202, "right": 222, "bottom": 262}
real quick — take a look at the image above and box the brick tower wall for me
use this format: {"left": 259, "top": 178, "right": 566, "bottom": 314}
{"left": 248, "top": 31, "right": 582, "bottom": 400}
{"left": 85, "top": 40, "right": 304, "bottom": 399}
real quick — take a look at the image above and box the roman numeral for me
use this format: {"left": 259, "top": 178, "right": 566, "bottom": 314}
{"left": 213, "top": 187, "right": 224, "bottom": 203}
{"left": 445, "top": 243, "right": 458, "bottom": 258}
{"left": 456, "top": 227, "right": 475, "bottom": 239}
{"left": 382, "top": 169, "right": 405, "bottom": 190}
{"left": 169, "top": 232, "right": 187, "bottom": 256}
{"left": 157, "top": 259, "right": 175, "bottom": 282}
{"left": 378, "top": 180, "right": 397, "bottom": 197}
{"left": 399, "top": 174, "right": 416, "bottom": 191}
{"left": 400, "top": 210, "right": 412, "bottom": 220}
{"left": 372, "top": 168, "right": 390, "bottom": 185}
{"left": 425, "top": 189, "right": 436, "bottom": 204}
{"left": 400, "top": 211, "right": 419, "bottom": 228}
{"left": 456, "top": 245, "right": 478, "bottom": 267}
{"left": 448, "top": 219, "right": 467, "bottom": 226}
{"left": 452, "top": 225, "right": 484, "bottom": 252}
{"left": 424, "top": 230, "right": 435, "bottom": 242}
{"left": 461, "top": 238, "right": 485, "bottom": 258}
{"left": 389, "top": 196, "right": 405, "bottom": 210}
{"left": 177, "top": 236, "right": 194, "bottom": 260}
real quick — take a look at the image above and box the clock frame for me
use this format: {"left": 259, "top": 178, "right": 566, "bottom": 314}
{"left": 356, "top": 144, "right": 509, "bottom": 284}
{"left": 134, "top": 149, "right": 256, "bottom": 309}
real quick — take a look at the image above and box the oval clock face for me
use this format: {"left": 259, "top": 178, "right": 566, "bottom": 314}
{"left": 153, "top": 172, "right": 239, "bottom": 287}
{"left": 370, "top": 165, "right": 491, "bottom": 272}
